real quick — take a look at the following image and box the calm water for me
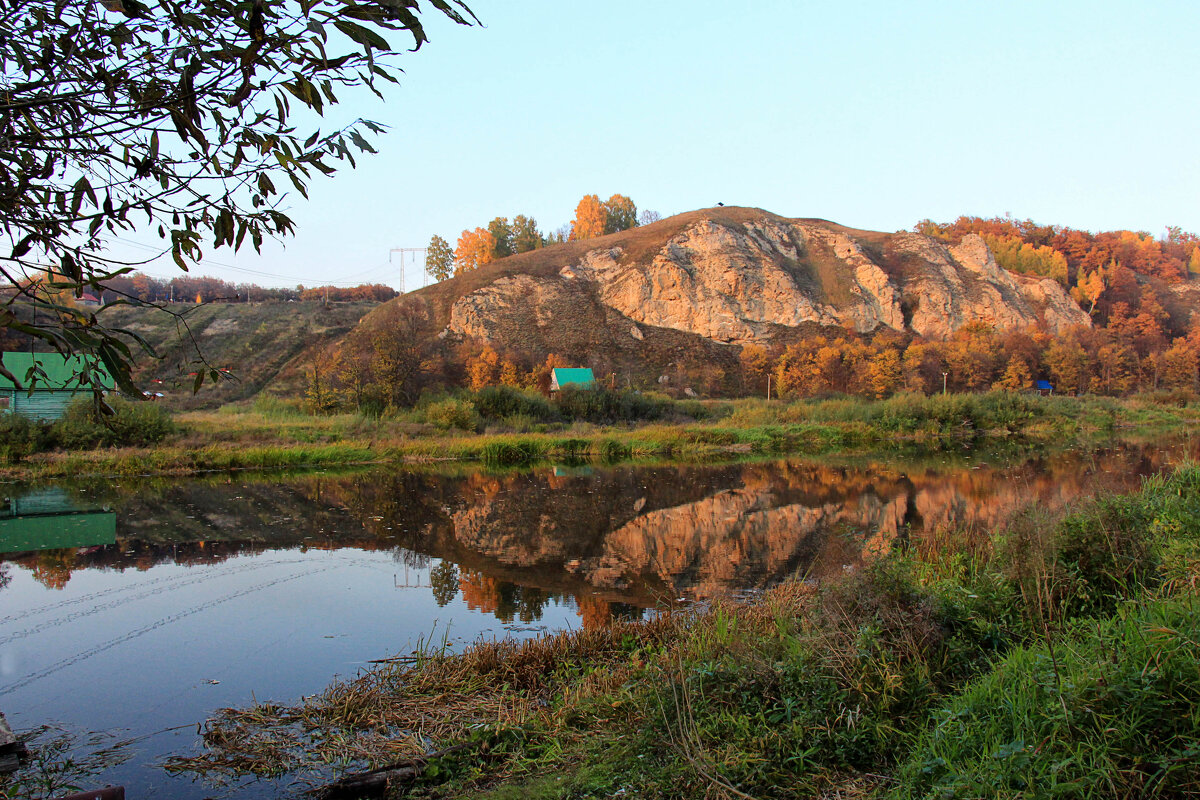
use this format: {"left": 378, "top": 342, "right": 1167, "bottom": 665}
{"left": 2, "top": 437, "right": 1197, "bottom": 798}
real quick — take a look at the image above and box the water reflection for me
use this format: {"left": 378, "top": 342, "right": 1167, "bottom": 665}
{"left": 2, "top": 437, "right": 1195, "bottom": 623}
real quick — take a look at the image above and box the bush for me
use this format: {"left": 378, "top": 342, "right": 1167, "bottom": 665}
{"left": 473, "top": 385, "right": 559, "bottom": 423}
{"left": 0, "top": 413, "right": 54, "bottom": 462}
{"left": 54, "top": 396, "right": 177, "bottom": 449}
{"left": 554, "top": 387, "right": 669, "bottom": 424}
{"left": 422, "top": 396, "right": 479, "bottom": 432}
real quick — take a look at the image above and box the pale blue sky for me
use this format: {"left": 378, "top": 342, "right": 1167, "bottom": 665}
{"left": 122, "top": 0, "right": 1200, "bottom": 291}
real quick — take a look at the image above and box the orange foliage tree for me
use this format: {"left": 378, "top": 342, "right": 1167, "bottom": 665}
{"left": 570, "top": 194, "right": 607, "bottom": 241}
{"left": 455, "top": 227, "right": 496, "bottom": 273}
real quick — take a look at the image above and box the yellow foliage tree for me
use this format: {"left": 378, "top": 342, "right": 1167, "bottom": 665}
{"left": 569, "top": 194, "right": 607, "bottom": 241}
{"left": 1070, "top": 269, "right": 1107, "bottom": 314}
{"left": 739, "top": 343, "right": 772, "bottom": 395}
{"left": 454, "top": 227, "right": 496, "bottom": 274}
{"left": 865, "top": 349, "right": 902, "bottom": 398}
{"left": 465, "top": 346, "right": 500, "bottom": 390}
{"left": 499, "top": 358, "right": 523, "bottom": 388}
{"left": 993, "top": 356, "right": 1033, "bottom": 391}
{"left": 1161, "top": 343, "right": 1198, "bottom": 390}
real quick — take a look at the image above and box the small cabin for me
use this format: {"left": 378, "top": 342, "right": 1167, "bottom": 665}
{"left": 550, "top": 368, "right": 596, "bottom": 392}
{"left": 0, "top": 352, "right": 114, "bottom": 421}
{"left": 1035, "top": 379, "right": 1054, "bottom": 396}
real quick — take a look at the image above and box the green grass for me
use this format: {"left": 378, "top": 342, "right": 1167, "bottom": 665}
{"left": 891, "top": 598, "right": 1200, "bottom": 800}
{"left": 5, "top": 392, "right": 1198, "bottom": 479}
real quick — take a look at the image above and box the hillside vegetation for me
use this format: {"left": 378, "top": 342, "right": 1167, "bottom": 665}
{"left": 298, "top": 208, "right": 1200, "bottom": 411}
{"left": 98, "top": 300, "right": 378, "bottom": 409}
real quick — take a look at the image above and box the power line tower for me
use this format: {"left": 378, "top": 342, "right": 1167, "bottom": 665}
{"left": 389, "top": 248, "right": 428, "bottom": 294}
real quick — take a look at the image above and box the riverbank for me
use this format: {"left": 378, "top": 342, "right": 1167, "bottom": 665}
{"left": 4, "top": 392, "right": 1198, "bottom": 480}
{"left": 167, "top": 464, "right": 1200, "bottom": 799}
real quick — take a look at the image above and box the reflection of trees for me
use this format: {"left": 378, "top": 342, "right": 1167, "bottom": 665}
{"left": 458, "top": 569, "right": 554, "bottom": 623}
{"left": 32, "top": 549, "right": 75, "bottom": 590}
{"left": 429, "top": 561, "right": 459, "bottom": 607}
{"left": 393, "top": 549, "right": 431, "bottom": 569}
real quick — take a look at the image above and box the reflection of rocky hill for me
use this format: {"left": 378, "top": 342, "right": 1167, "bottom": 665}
{"left": 4, "top": 440, "right": 1192, "bottom": 611}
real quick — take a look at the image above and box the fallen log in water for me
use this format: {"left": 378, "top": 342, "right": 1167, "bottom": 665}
{"left": 312, "top": 741, "right": 479, "bottom": 800}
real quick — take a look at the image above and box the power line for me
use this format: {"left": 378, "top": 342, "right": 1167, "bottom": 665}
{"left": 113, "top": 239, "right": 399, "bottom": 287}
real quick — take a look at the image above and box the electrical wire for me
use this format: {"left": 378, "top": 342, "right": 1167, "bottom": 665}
{"left": 112, "top": 239, "right": 408, "bottom": 287}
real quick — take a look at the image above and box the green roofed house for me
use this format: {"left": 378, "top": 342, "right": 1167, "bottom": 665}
{"left": 0, "top": 352, "right": 114, "bottom": 421}
{"left": 550, "top": 368, "right": 596, "bottom": 392}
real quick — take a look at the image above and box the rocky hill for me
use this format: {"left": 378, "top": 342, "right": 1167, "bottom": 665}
{"left": 337, "top": 207, "right": 1094, "bottom": 390}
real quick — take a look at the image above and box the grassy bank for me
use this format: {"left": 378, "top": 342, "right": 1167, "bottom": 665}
{"left": 163, "top": 465, "right": 1200, "bottom": 799}
{"left": 4, "top": 391, "right": 1198, "bottom": 479}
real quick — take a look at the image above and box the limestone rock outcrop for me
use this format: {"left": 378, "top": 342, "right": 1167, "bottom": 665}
{"left": 441, "top": 210, "right": 1091, "bottom": 350}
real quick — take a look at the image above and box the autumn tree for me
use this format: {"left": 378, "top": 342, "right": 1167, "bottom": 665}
{"left": 1071, "top": 269, "right": 1106, "bottom": 314}
{"left": 902, "top": 341, "right": 946, "bottom": 394}
{"left": 1160, "top": 343, "right": 1198, "bottom": 391}
{"left": 639, "top": 209, "right": 663, "bottom": 226}
{"left": 993, "top": 356, "right": 1033, "bottom": 391}
{"left": 511, "top": 215, "right": 542, "bottom": 254}
{"left": 739, "top": 344, "right": 773, "bottom": 395}
{"left": 454, "top": 228, "right": 496, "bottom": 274}
{"left": 865, "top": 349, "right": 902, "bottom": 398}
{"left": 603, "top": 194, "right": 638, "bottom": 234}
{"left": 365, "top": 300, "right": 435, "bottom": 409}
{"left": 0, "top": 0, "right": 477, "bottom": 395}
{"left": 569, "top": 195, "right": 607, "bottom": 241}
{"left": 1091, "top": 342, "right": 1138, "bottom": 395}
{"left": 427, "top": 235, "right": 455, "bottom": 282}
{"left": 1043, "top": 334, "right": 1090, "bottom": 395}
{"left": 982, "top": 235, "right": 1068, "bottom": 285}
{"left": 466, "top": 346, "right": 501, "bottom": 390}
{"left": 943, "top": 323, "right": 1001, "bottom": 391}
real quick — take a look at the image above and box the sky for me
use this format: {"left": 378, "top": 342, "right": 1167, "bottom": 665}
{"left": 114, "top": 0, "right": 1200, "bottom": 292}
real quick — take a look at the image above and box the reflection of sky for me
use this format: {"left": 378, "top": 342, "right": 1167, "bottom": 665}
{"left": 0, "top": 550, "right": 574, "bottom": 800}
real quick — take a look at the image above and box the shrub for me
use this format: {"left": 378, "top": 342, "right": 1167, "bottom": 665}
{"left": 473, "top": 385, "right": 559, "bottom": 423}
{"left": 54, "top": 396, "right": 176, "bottom": 449}
{"left": 0, "top": 413, "right": 54, "bottom": 462}
{"left": 423, "top": 397, "right": 479, "bottom": 432}
{"left": 554, "top": 387, "right": 669, "bottom": 424}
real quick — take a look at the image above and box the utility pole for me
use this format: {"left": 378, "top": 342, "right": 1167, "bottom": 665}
{"left": 942, "top": 372, "right": 948, "bottom": 395}
{"left": 389, "top": 248, "right": 428, "bottom": 294}
{"left": 766, "top": 373, "right": 772, "bottom": 401}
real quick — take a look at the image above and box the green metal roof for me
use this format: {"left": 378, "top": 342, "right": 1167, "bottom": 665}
{"left": 0, "top": 351, "right": 113, "bottom": 391}
{"left": 552, "top": 368, "right": 596, "bottom": 388}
